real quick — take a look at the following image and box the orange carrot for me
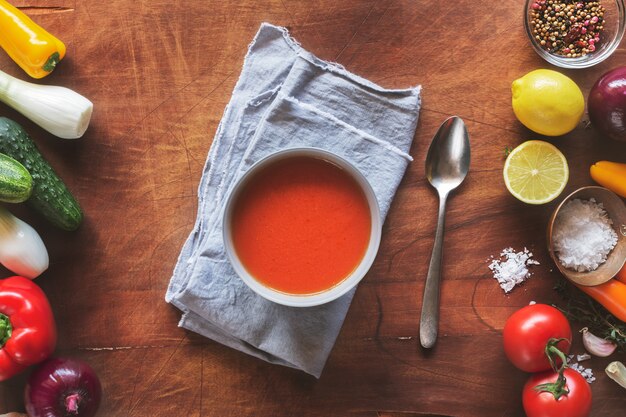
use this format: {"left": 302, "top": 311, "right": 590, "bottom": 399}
{"left": 574, "top": 279, "right": 626, "bottom": 323}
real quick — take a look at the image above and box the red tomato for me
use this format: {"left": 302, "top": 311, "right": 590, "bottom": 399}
{"left": 503, "top": 304, "right": 571, "bottom": 372}
{"left": 522, "top": 368, "right": 592, "bottom": 417}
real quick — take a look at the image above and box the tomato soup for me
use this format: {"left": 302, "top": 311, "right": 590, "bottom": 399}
{"left": 230, "top": 155, "right": 372, "bottom": 295}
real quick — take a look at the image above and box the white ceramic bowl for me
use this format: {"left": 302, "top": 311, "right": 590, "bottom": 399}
{"left": 223, "top": 148, "right": 382, "bottom": 307}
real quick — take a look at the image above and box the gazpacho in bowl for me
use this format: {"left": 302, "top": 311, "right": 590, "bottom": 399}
{"left": 223, "top": 148, "right": 381, "bottom": 307}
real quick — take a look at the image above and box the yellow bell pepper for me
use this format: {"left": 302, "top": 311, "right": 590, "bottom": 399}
{"left": 0, "top": 0, "right": 66, "bottom": 79}
{"left": 590, "top": 161, "right": 626, "bottom": 198}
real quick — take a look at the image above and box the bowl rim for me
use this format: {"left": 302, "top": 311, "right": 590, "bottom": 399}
{"left": 547, "top": 186, "right": 626, "bottom": 286}
{"left": 222, "top": 147, "right": 382, "bottom": 307}
{"left": 524, "top": 0, "right": 626, "bottom": 69}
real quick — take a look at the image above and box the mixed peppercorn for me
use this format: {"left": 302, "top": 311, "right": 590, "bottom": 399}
{"left": 530, "top": 0, "right": 606, "bottom": 57}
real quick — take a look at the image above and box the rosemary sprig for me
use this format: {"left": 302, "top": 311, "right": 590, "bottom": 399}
{"left": 555, "top": 279, "right": 626, "bottom": 351}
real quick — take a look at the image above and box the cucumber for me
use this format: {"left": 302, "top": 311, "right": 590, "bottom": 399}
{"left": 0, "top": 117, "right": 83, "bottom": 230}
{"left": 0, "top": 153, "right": 32, "bottom": 203}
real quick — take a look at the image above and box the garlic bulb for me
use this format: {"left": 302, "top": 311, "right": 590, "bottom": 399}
{"left": 0, "top": 69, "right": 93, "bottom": 139}
{"left": 606, "top": 361, "right": 626, "bottom": 389}
{"left": 581, "top": 327, "right": 617, "bottom": 357}
{"left": 0, "top": 208, "right": 49, "bottom": 278}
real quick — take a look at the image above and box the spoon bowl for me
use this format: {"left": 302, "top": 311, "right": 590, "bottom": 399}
{"left": 547, "top": 186, "right": 626, "bottom": 286}
{"left": 426, "top": 117, "right": 471, "bottom": 194}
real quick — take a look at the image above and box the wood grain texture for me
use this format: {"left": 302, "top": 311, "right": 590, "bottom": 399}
{"left": 0, "top": 0, "right": 625, "bottom": 416}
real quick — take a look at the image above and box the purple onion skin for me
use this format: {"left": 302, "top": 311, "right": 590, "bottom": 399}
{"left": 588, "top": 66, "right": 626, "bottom": 142}
{"left": 25, "top": 357, "right": 102, "bottom": 417}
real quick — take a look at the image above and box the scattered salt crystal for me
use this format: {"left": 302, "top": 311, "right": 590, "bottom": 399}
{"left": 567, "top": 355, "right": 596, "bottom": 383}
{"left": 570, "top": 363, "right": 596, "bottom": 383}
{"left": 529, "top": 300, "right": 537, "bottom": 305}
{"left": 577, "top": 353, "right": 591, "bottom": 362}
{"left": 553, "top": 198, "right": 618, "bottom": 272}
{"left": 488, "top": 247, "right": 539, "bottom": 293}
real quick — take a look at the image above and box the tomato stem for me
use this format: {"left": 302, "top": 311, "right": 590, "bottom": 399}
{"left": 42, "top": 52, "right": 60, "bottom": 73}
{"left": 545, "top": 338, "right": 569, "bottom": 372}
{"left": 534, "top": 338, "right": 571, "bottom": 400}
{"left": 0, "top": 313, "right": 11, "bottom": 348}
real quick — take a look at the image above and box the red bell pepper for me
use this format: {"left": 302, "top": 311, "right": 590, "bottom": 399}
{"left": 0, "top": 276, "right": 56, "bottom": 381}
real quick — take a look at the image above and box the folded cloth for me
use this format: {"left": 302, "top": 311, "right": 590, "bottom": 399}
{"left": 166, "top": 23, "right": 421, "bottom": 378}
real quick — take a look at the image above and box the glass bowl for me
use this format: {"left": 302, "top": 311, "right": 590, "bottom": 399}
{"left": 525, "top": 0, "right": 626, "bottom": 68}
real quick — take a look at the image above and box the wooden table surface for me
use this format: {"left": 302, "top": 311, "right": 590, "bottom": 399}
{"left": 1, "top": 1, "right": 626, "bottom": 416}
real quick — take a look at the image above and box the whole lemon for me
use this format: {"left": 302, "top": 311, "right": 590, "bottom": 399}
{"left": 511, "top": 69, "right": 584, "bottom": 136}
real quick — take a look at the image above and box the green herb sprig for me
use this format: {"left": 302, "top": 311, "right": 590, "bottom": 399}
{"left": 555, "top": 280, "right": 626, "bottom": 351}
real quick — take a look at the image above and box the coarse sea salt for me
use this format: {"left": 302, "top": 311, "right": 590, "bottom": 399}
{"left": 568, "top": 355, "right": 596, "bottom": 384}
{"left": 488, "top": 248, "right": 540, "bottom": 293}
{"left": 553, "top": 198, "right": 618, "bottom": 272}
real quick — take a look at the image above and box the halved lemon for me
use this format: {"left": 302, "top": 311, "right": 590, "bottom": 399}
{"left": 503, "top": 140, "right": 569, "bottom": 204}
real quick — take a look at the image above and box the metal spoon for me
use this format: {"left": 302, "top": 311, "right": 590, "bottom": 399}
{"left": 419, "top": 116, "right": 470, "bottom": 349}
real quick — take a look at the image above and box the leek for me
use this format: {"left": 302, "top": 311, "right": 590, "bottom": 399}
{"left": 0, "top": 207, "right": 48, "bottom": 278}
{"left": 606, "top": 361, "right": 626, "bottom": 389}
{"left": 0, "top": 69, "right": 92, "bottom": 139}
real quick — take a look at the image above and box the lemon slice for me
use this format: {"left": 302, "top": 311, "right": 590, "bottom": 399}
{"left": 503, "top": 140, "right": 569, "bottom": 204}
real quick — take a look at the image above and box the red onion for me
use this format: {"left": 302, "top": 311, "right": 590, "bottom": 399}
{"left": 588, "top": 66, "right": 626, "bottom": 142}
{"left": 25, "top": 357, "right": 102, "bottom": 417}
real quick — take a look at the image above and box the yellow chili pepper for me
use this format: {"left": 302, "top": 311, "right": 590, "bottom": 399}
{"left": 590, "top": 161, "right": 626, "bottom": 198}
{"left": 0, "top": 0, "right": 66, "bottom": 79}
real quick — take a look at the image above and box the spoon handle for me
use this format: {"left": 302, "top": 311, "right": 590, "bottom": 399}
{"left": 419, "top": 193, "right": 447, "bottom": 349}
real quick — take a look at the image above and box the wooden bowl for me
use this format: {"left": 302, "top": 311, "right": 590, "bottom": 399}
{"left": 547, "top": 186, "right": 626, "bottom": 286}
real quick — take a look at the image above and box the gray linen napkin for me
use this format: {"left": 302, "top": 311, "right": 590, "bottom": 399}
{"left": 166, "top": 23, "right": 421, "bottom": 378}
